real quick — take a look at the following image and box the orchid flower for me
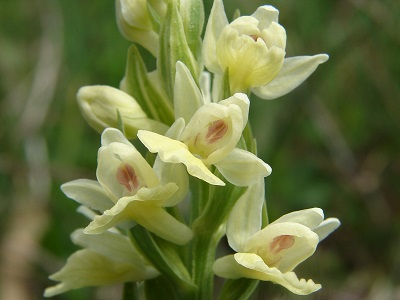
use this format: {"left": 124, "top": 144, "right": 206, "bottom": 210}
{"left": 138, "top": 93, "right": 271, "bottom": 186}
{"left": 214, "top": 179, "right": 340, "bottom": 295}
{"left": 203, "top": 0, "right": 329, "bottom": 99}
{"left": 64, "top": 128, "right": 192, "bottom": 245}
{"left": 44, "top": 229, "right": 159, "bottom": 297}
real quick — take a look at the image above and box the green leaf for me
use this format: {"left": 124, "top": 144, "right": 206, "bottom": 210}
{"left": 218, "top": 278, "right": 259, "bottom": 300}
{"left": 178, "top": 0, "right": 204, "bottom": 62}
{"left": 130, "top": 225, "right": 196, "bottom": 291}
{"left": 116, "top": 109, "right": 126, "bottom": 135}
{"left": 222, "top": 68, "right": 231, "bottom": 99}
{"left": 121, "top": 45, "right": 174, "bottom": 125}
{"left": 158, "top": 0, "right": 199, "bottom": 99}
{"left": 143, "top": 276, "right": 182, "bottom": 300}
{"left": 193, "top": 173, "right": 247, "bottom": 235}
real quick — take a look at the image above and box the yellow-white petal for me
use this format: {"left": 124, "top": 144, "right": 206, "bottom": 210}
{"left": 77, "top": 85, "right": 167, "bottom": 138}
{"left": 174, "top": 61, "right": 204, "bottom": 123}
{"left": 215, "top": 148, "right": 272, "bottom": 186}
{"left": 84, "top": 183, "right": 178, "bottom": 234}
{"left": 44, "top": 249, "right": 159, "bottom": 297}
{"left": 97, "top": 132, "right": 160, "bottom": 200}
{"left": 202, "top": 0, "right": 228, "bottom": 73}
{"left": 116, "top": 0, "right": 159, "bottom": 56}
{"left": 138, "top": 130, "right": 225, "bottom": 186}
{"left": 314, "top": 217, "right": 341, "bottom": 241}
{"left": 71, "top": 229, "right": 148, "bottom": 268}
{"left": 216, "top": 20, "right": 285, "bottom": 93}
{"left": 218, "top": 93, "right": 250, "bottom": 129}
{"left": 119, "top": 0, "right": 152, "bottom": 30}
{"left": 226, "top": 178, "right": 265, "bottom": 252}
{"left": 251, "top": 54, "right": 329, "bottom": 100}
{"left": 234, "top": 253, "right": 321, "bottom": 295}
{"left": 61, "top": 179, "right": 114, "bottom": 213}
{"left": 181, "top": 102, "right": 243, "bottom": 165}
{"left": 270, "top": 207, "right": 324, "bottom": 230}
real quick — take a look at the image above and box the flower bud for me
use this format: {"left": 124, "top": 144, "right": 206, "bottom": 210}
{"left": 77, "top": 85, "right": 168, "bottom": 138}
{"left": 116, "top": 0, "right": 163, "bottom": 56}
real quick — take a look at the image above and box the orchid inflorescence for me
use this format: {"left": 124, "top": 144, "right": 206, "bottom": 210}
{"left": 44, "top": 0, "right": 340, "bottom": 299}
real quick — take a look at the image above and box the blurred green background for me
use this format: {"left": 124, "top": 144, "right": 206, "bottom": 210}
{"left": 1, "top": 0, "right": 399, "bottom": 299}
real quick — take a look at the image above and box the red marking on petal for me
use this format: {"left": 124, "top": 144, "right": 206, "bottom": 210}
{"left": 206, "top": 120, "right": 228, "bottom": 144}
{"left": 116, "top": 163, "right": 139, "bottom": 192}
{"left": 250, "top": 34, "right": 260, "bottom": 42}
{"left": 270, "top": 235, "right": 295, "bottom": 255}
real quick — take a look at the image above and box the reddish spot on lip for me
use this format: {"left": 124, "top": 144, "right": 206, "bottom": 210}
{"left": 250, "top": 34, "right": 260, "bottom": 42}
{"left": 116, "top": 163, "right": 139, "bottom": 192}
{"left": 270, "top": 235, "right": 295, "bottom": 255}
{"left": 206, "top": 120, "right": 228, "bottom": 144}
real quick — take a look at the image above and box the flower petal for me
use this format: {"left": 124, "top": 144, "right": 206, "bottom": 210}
{"left": 83, "top": 183, "right": 176, "bottom": 233}
{"left": 213, "top": 254, "right": 248, "bottom": 279}
{"left": 71, "top": 229, "right": 147, "bottom": 267}
{"left": 174, "top": 61, "right": 204, "bottom": 123}
{"left": 153, "top": 157, "right": 189, "bottom": 207}
{"left": 313, "top": 217, "right": 341, "bottom": 241}
{"left": 234, "top": 253, "right": 321, "bottom": 295}
{"left": 61, "top": 179, "right": 114, "bottom": 213}
{"left": 44, "top": 249, "right": 158, "bottom": 297}
{"left": 218, "top": 93, "right": 250, "bottom": 128}
{"left": 116, "top": 0, "right": 158, "bottom": 56}
{"left": 101, "top": 127, "right": 132, "bottom": 146}
{"left": 129, "top": 203, "right": 193, "bottom": 245}
{"left": 138, "top": 130, "right": 225, "bottom": 185}
{"left": 202, "top": 0, "right": 228, "bottom": 73}
{"left": 251, "top": 5, "right": 279, "bottom": 26}
{"left": 97, "top": 131, "right": 159, "bottom": 200}
{"left": 226, "top": 178, "right": 265, "bottom": 252}
{"left": 252, "top": 54, "right": 329, "bottom": 100}
{"left": 119, "top": 0, "right": 152, "bottom": 30}
{"left": 270, "top": 208, "right": 324, "bottom": 230}
{"left": 200, "top": 71, "right": 212, "bottom": 104}
{"left": 215, "top": 148, "right": 272, "bottom": 186}
{"left": 84, "top": 184, "right": 193, "bottom": 245}
{"left": 216, "top": 25, "right": 285, "bottom": 92}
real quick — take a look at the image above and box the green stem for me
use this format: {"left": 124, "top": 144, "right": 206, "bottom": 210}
{"left": 218, "top": 278, "right": 259, "bottom": 300}
{"left": 122, "top": 282, "right": 137, "bottom": 300}
{"left": 191, "top": 231, "right": 221, "bottom": 300}
{"left": 189, "top": 176, "right": 210, "bottom": 225}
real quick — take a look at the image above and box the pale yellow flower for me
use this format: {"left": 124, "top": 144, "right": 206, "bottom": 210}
{"left": 66, "top": 128, "right": 192, "bottom": 245}
{"left": 203, "top": 0, "right": 329, "bottom": 99}
{"left": 214, "top": 180, "right": 340, "bottom": 295}
{"left": 44, "top": 229, "right": 159, "bottom": 297}
{"left": 138, "top": 93, "right": 271, "bottom": 186}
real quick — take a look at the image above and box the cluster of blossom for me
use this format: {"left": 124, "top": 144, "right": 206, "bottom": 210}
{"left": 45, "top": 0, "right": 340, "bottom": 298}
